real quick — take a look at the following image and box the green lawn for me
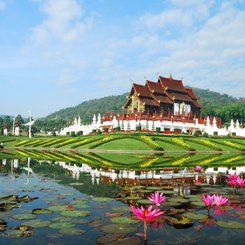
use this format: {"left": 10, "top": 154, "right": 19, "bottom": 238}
{"left": 96, "top": 138, "right": 151, "bottom": 150}
{"left": 0, "top": 135, "right": 244, "bottom": 153}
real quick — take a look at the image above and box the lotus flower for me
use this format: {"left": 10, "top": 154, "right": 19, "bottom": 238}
{"left": 236, "top": 177, "right": 245, "bottom": 187}
{"left": 147, "top": 192, "right": 166, "bottom": 206}
{"left": 195, "top": 165, "right": 203, "bottom": 171}
{"left": 212, "top": 194, "right": 229, "bottom": 206}
{"left": 130, "top": 205, "right": 164, "bottom": 222}
{"left": 202, "top": 194, "right": 215, "bottom": 208}
{"left": 226, "top": 174, "right": 240, "bottom": 180}
{"left": 130, "top": 205, "right": 164, "bottom": 240}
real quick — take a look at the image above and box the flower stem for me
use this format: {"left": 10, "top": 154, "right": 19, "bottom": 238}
{"left": 144, "top": 220, "right": 147, "bottom": 241}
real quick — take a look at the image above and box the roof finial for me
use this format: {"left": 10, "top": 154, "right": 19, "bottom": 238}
{"left": 131, "top": 79, "right": 134, "bottom": 84}
{"left": 157, "top": 72, "right": 160, "bottom": 76}
{"left": 169, "top": 73, "right": 172, "bottom": 79}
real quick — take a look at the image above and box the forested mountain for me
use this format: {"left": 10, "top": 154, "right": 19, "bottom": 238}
{"left": 33, "top": 88, "right": 245, "bottom": 131}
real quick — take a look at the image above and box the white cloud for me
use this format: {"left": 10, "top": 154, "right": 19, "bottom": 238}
{"left": 136, "top": 0, "right": 214, "bottom": 31}
{"left": 31, "top": 0, "right": 91, "bottom": 44}
{"left": 94, "top": 1, "right": 245, "bottom": 98}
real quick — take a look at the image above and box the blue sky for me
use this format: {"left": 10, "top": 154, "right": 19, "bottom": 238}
{"left": 0, "top": 0, "right": 245, "bottom": 118}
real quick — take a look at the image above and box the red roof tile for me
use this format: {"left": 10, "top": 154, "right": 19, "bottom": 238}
{"left": 167, "top": 91, "right": 193, "bottom": 102}
{"left": 146, "top": 80, "right": 165, "bottom": 94}
{"left": 139, "top": 98, "right": 159, "bottom": 106}
{"left": 153, "top": 95, "right": 173, "bottom": 104}
{"left": 159, "top": 76, "right": 187, "bottom": 93}
{"left": 185, "top": 87, "right": 198, "bottom": 100}
{"left": 133, "top": 83, "right": 152, "bottom": 98}
{"left": 192, "top": 100, "right": 203, "bottom": 108}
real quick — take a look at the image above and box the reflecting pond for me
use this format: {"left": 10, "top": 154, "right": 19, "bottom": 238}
{"left": 0, "top": 150, "right": 244, "bottom": 244}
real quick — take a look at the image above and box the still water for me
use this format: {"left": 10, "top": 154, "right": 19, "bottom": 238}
{"left": 0, "top": 151, "right": 244, "bottom": 245}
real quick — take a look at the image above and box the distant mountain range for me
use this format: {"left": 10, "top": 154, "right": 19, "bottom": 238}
{"left": 2, "top": 87, "right": 244, "bottom": 131}
{"left": 41, "top": 87, "right": 244, "bottom": 125}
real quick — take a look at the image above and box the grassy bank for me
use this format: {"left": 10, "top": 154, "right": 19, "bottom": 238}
{"left": 0, "top": 133, "right": 244, "bottom": 152}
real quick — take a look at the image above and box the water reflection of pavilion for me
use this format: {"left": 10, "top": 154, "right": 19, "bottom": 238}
{"left": 53, "top": 160, "right": 245, "bottom": 186}
{"left": 1, "top": 158, "right": 244, "bottom": 187}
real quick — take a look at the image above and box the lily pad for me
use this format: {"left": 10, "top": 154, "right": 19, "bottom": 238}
{"left": 96, "top": 234, "right": 126, "bottom": 244}
{"left": 136, "top": 199, "right": 151, "bottom": 205}
{"left": 22, "top": 219, "right": 51, "bottom": 228}
{"left": 184, "top": 212, "right": 208, "bottom": 220}
{"left": 12, "top": 214, "right": 36, "bottom": 220}
{"left": 112, "top": 206, "right": 130, "bottom": 212}
{"left": 124, "top": 196, "right": 141, "bottom": 201}
{"left": 100, "top": 224, "right": 137, "bottom": 234}
{"left": 137, "top": 189, "right": 152, "bottom": 193}
{"left": 0, "top": 202, "right": 21, "bottom": 211}
{"left": 216, "top": 221, "right": 245, "bottom": 229}
{"left": 168, "top": 197, "right": 189, "bottom": 204}
{"left": 49, "top": 222, "right": 75, "bottom": 229}
{"left": 70, "top": 200, "right": 87, "bottom": 205}
{"left": 15, "top": 225, "right": 32, "bottom": 232}
{"left": 146, "top": 186, "right": 164, "bottom": 191}
{"left": 48, "top": 205, "right": 68, "bottom": 212}
{"left": 129, "top": 186, "right": 145, "bottom": 190}
{"left": 4, "top": 230, "right": 24, "bottom": 237}
{"left": 110, "top": 217, "right": 139, "bottom": 224}
{"left": 191, "top": 201, "right": 206, "bottom": 207}
{"left": 93, "top": 197, "right": 114, "bottom": 202}
{"left": 69, "top": 183, "right": 84, "bottom": 186}
{"left": 52, "top": 216, "right": 72, "bottom": 222}
{"left": 59, "top": 227, "right": 85, "bottom": 235}
{"left": 170, "top": 217, "right": 193, "bottom": 228}
{"left": 32, "top": 208, "right": 53, "bottom": 215}
{"left": 60, "top": 210, "right": 91, "bottom": 217}
{"left": 72, "top": 219, "right": 88, "bottom": 224}
{"left": 107, "top": 236, "right": 141, "bottom": 245}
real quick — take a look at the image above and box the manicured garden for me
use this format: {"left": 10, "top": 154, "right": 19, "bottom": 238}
{"left": 0, "top": 134, "right": 244, "bottom": 152}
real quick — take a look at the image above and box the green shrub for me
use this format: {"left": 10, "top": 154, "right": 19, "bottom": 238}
{"left": 193, "top": 130, "right": 202, "bottom": 137}
{"left": 97, "top": 129, "right": 102, "bottom": 134}
{"left": 115, "top": 126, "right": 120, "bottom": 131}
{"left": 202, "top": 132, "right": 209, "bottom": 137}
{"left": 136, "top": 125, "right": 141, "bottom": 131}
{"left": 77, "top": 131, "right": 83, "bottom": 136}
{"left": 155, "top": 127, "right": 161, "bottom": 133}
{"left": 71, "top": 131, "right": 76, "bottom": 137}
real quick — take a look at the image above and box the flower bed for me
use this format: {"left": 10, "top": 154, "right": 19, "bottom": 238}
{"left": 196, "top": 139, "right": 222, "bottom": 151}
{"left": 53, "top": 138, "right": 80, "bottom": 148}
{"left": 139, "top": 157, "right": 160, "bottom": 168}
{"left": 71, "top": 137, "right": 99, "bottom": 149}
{"left": 139, "top": 136, "right": 163, "bottom": 150}
{"left": 171, "top": 138, "right": 195, "bottom": 151}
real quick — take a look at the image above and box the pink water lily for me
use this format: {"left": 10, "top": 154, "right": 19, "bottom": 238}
{"left": 195, "top": 165, "right": 203, "bottom": 171}
{"left": 212, "top": 194, "right": 229, "bottom": 206}
{"left": 226, "top": 174, "right": 240, "bottom": 180}
{"left": 202, "top": 194, "right": 215, "bottom": 207}
{"left": 147, "top": 192, "right": 166, "bottom": 206}
{"left": 130, "top": 205, "right": 164, "bottom": 222}
{"left": 226, "top": 174, "right": 244, "bottom": 192}
{"left": 236, "top": 177, "right": 245, "bottom": 187}
{"left": 130, "top": 205, "right": 164, "bottom": 240}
